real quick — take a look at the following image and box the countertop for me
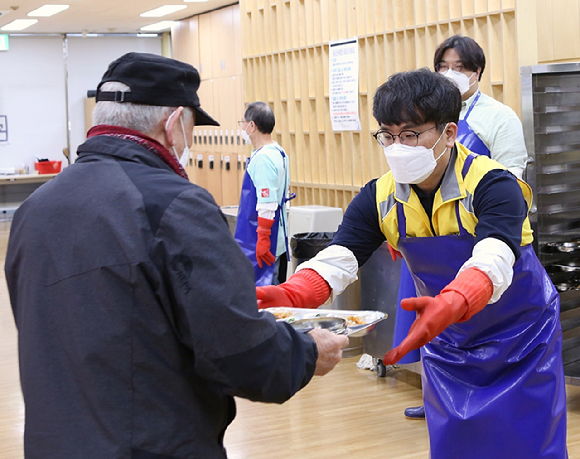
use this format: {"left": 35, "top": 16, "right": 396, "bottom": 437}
{"left": 0, "top": 173, "right": 58, "bottom": 184}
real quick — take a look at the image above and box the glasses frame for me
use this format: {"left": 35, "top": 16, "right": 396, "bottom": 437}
{"left": 435, "top": 62, "right": 465, "bottom": 73}
{"left": 237, "top": 119, "right": 248, "bottom": 127}
{"left": 372, "top": 125, "right": 437, "bottom": 148}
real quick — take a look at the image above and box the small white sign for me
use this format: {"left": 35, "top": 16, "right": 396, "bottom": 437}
{"left": 329, "top": 37, "right": 361, "bottom": 131}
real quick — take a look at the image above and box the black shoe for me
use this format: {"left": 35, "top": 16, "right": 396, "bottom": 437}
{"left": 404, "top": 405, "right": 425, "bottom": 420}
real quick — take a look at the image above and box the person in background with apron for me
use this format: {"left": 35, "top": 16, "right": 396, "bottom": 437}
{"left": 396, "top": 35, "right": 530, "bottom": 420}
{"left": 235, "top": 102, "right": 292, "bottom": 286}
{"left": 256, "top": 69, "right": 567, "bottom": 459}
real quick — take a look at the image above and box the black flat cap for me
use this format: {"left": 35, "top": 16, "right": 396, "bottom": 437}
{"left": 96, "top": 52, "right": 219, "bottom": 126}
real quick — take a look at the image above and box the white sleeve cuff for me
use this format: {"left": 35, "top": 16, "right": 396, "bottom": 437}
{"left": 257, "top": 202, "right": 277, "bottom": 220}
{"left": 296, "top": 244, "right": 359, "bottom": 304}
{"left": 458, "top": 237, "right": 515, "bottom": 303}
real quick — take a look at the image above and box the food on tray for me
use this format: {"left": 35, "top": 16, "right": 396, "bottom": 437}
{"left": 271, "top": 310, "right": 293, "bottom": 320}
{"left": 346, "top": 315, "right": 366, "bottom": 326}
{"left": 264, "top": 307, "right": 386, "bottom": 337}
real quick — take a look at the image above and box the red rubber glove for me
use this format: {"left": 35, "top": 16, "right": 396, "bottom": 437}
{"left": 383, "top": 268, "right": 493, "bottom": 365}
{"left": 256, "top": 217, "right": 276, "bottom": 268}
{"left": 257, "top": 268, "right": 331, "bottom": 309}
{"left": 388, "top": 243, "right": 402, "bottom": 261}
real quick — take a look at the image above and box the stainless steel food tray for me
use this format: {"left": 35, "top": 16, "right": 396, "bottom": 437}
{"left": 263, "top": 307, "right": 387, "bottom": 337}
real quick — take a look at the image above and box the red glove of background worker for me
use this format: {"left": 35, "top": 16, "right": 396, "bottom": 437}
{"left": 256, "top": 217, "right": 276, "bottom": 268}
{"left": 383, "top": 267, "right": 493, "bottom": 365}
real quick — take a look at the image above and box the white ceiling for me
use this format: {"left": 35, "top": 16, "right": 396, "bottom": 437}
{"left": 0, "top": 0, "right": 236, "bottom": 34}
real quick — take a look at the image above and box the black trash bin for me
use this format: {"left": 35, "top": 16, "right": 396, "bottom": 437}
{"left": 290, "top": 232, "right": 336, "bottom": 268}
{"left": 290, "top": 231, "right": 363, "bottom": 357}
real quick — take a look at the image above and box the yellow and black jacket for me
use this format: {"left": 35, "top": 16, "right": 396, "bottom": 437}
{"left": 331, "top": 143, "right": 532, "bottom": 266}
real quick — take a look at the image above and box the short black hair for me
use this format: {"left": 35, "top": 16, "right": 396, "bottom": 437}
{"left": 373, "top": 68, "right": 461, "bottom": 129}
{"left": 244, "top": 102, "right": 275, "bottom": 134}
{"left": 433, "top": 35, "right": 486, "bottom": 81}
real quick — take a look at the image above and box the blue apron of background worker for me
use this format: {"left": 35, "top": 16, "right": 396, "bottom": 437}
{"left": 392, "top": 91, "right": 490, "bottom": 364}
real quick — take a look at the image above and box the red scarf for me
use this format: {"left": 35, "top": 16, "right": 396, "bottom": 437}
{"left": 87, "top": 125, "right": 188, "bottom": 180}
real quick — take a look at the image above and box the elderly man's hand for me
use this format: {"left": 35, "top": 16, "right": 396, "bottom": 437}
{"left": 308, "top": 329, "right": 349, "bottom": 376}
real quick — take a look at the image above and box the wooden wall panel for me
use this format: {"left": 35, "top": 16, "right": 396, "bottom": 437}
{"left": 171, "top": 17, "right": 199, "bottom": 67}
{"left": 198, "top": 13, "right": 213, "bottom": 80}
{"left": 238, "top": 0, "right": 527, "bottom": 211}
{"left": 171, "top": 4, "right": 243, "bottom": 207}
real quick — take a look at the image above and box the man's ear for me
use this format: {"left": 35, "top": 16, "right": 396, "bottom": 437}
{"left": 445, "top": 122, "right": 458, "bottom": 148}
{"left": 165, "top": 106, "right": 184, "bottom": 147}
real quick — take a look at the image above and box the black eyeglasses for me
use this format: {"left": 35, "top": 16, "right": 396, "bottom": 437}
{"left": 372, "top": 125, "right": 437, "bottom": 148}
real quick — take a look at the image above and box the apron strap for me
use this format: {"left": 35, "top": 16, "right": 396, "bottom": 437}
{"left": 272, "top": 145, "right": 292, "bottom": 253}
{"left": 457, "top": 152, "right": 479, "bottom": 236}
{"left": 397, "top": 201, "right": 407, "bottom": 239}
{"left": 463, "top": 90, "right": 482, "bottom": 122}
{"left": 461, "top": 152, "right": 477, "bottom": 180}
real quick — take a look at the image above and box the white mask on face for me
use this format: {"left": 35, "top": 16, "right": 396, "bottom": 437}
{"left": 241, "top": 123, "right": 253, "bottom": 143}
{"left": 177, "top": 116, "right": 189, "bottom": 169}
{"left": 441, "top": 69, "right": 476, "bottom": 95}
{"left": 166, "top": 111, "right": 189, "bottom": 169}
{"left": 382, "top": 125, "right": 449, "bottom": 184}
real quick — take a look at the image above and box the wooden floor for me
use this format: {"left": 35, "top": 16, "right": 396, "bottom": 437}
{"left": 2, "top": 220, "right": 580, "bottom": 458}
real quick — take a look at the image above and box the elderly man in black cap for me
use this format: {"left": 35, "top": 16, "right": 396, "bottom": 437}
{"left": 5, "top": 52, "right": 348, "bottom": 459}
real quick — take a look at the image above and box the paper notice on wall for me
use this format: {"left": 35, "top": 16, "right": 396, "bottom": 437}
{"left": 0, "top": 116, "right": 7, "bottom": 142}
{"left": 329, "top": 38, "right": 360, "bottom": 131}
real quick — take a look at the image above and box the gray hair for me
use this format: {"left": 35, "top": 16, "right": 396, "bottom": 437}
{"left": 92, "top": 82, "right": 194, "bottom": 134}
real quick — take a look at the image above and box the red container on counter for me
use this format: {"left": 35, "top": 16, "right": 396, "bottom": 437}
{"left": 35, "top": 160, "right": 62, "bottom": 174}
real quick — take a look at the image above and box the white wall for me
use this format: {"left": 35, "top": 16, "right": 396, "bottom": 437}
{"left": 0, "top": 36, "right": 67, "bottom": 171}
{"left": 66, "top": 36, "right": 162, "bottom": 161}
{"left": 0, "top": 35, "right": 162, "bottom": 171}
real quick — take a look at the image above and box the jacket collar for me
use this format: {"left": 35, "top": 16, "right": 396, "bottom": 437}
{"left": 395, "top": 145, "right": 462, "bottom": 204}
{"left": 85, "top": 125, "right": 188, "bottom": 179}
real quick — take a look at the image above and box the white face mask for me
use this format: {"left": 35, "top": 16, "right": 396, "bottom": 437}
{"left": 382, "top": 125, "right": 449, "bottom": 184}
{"left": 166, "top": 111, "right": 189, "bottom": 169}
{"left": 241, "top": 123, "right": 253, "bottom": 144}
{"left": 177, "top": 116, "right": 189, "bottom": 168}
{"left": 441, "top": 69, "right": 476, "bottom": 95}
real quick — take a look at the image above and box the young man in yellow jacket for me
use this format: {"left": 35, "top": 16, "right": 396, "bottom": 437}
{"left": 257, "top": 69, "right": 567, "bottom": 459}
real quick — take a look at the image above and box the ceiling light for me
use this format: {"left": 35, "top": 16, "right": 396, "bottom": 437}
{"left": 1, "top": 19, "right": 38, "bottom": 31}
{"left": 140, "top": 5, "right": 187, "bottom": 18}
{"left": 140, "top": 21, "right": 175, "bottom": 32}
{"left": 28, "top": 4, "right": 70, "bottom": 17}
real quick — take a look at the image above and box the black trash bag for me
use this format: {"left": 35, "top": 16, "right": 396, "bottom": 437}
{"left": 290, "top": 232, "right": 336, "bottom": 266}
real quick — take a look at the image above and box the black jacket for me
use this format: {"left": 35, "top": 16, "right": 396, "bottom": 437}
{"left": 5, "top": 135, "right": 317, "bottom": 459}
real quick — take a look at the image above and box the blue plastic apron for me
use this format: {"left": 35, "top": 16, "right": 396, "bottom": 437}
{"left": 396, "top": 155, "right": 567, "bottom": 459}
{"left": 456, "top": 91, "right": 490, "bottom": 157}
{"left": 234, "top": 147, "right": 290, "bottom": 286}
{"left": 391, "top": 92, "right": 490, "bottom": 362}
